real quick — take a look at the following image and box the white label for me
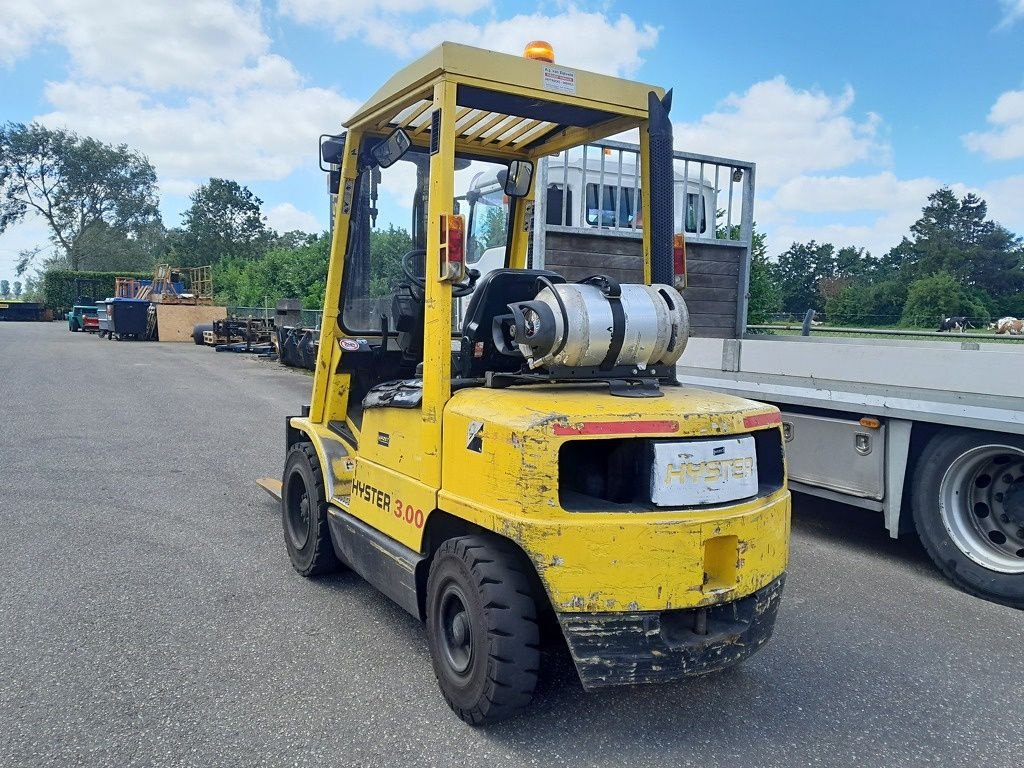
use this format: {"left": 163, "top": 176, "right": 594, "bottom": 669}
{"left": 542, "top": 65, "right": 576, "bottom": 95}
{"left": 651, "top": 437, "right": 759, "bottom": 507}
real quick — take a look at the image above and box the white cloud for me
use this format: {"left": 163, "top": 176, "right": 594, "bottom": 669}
{"left": 266, "top": 202, "right": 322, "bottom": 233}
{"left": 158, "top": 179, "right": 200, "bottom": 197}
{"left": 2, "top": 0, "right": 359, "bottom": 200}
{"left": 0, "top": 219, "right": 56, "bottom": 279}
{"left": 758, "top": 170, "right": 1024, "bottom": 258}
{"left": 280, "top": 0, "right": 490, "bottom": 25}
{"left": 979, "top": 174, "right": 1024, "bottom": 230}
{"left": 674, "top": 77, "right": 887, "bottom": 188}
{"left": 400, "top": 10, "right": 659, "bottom": 76}
{"left": 962, "top": 89, "right": 1024, "bottom": 160}
{"left": 278, "top": 0, "right": 488, "bottom": 39}
{"left": 997, "top": 0, "right": 1024, "bottom": 28}
{"left": 0, "top": 0, "right": 268, "bottom": 90}
{"left": 0, "top": 3, "right": 48, "bottom": 66}
{"left": 280, "top": 1, "right": 659, "bottom": 77}
{"left": 36, "top": 79, "right": 360, "bottom": 188}
{"left": 770, "top": 172, "right": 942, "bottom": 214}
{"left": 765, "top": 216, "right": 910, "bottom": 260}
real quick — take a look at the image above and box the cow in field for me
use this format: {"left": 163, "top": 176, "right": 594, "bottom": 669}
{"left": 992, "top": 316, "right": 1023, "bottom": 335}
{"left": 937, "top": 316, "right": 972, "bottom": 333}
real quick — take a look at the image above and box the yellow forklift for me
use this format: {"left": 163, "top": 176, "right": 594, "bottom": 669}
{"left": 270, "top": 41, "right": 790, "bottom": 724}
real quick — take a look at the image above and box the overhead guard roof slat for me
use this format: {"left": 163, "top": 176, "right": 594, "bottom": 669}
{"left": 343, "top": 42, "right": 663, "bottom": 157}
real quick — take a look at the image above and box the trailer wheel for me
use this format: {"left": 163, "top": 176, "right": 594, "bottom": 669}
{"left": 282, "top": 442, "right": 340, "bottom": 577}
{"left": 425, "top": 535, "right": 540, "bottom": 725}
{"left": 912, "top": 431, "right": 1024, "bottom": 608}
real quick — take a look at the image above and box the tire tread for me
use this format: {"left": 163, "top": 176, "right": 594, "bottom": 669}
{"left": 283, "top": 442, "right": 340, "bottom": 577}
{"left": 426, "top": 534, "right": 540, "bottom": 724}
{"left": 911, "top": 430, "right": 1024, "bottom": 609}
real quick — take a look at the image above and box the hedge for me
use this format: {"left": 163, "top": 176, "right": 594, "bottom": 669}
{"left": 41, "top": 270, "right": 151, "bottom": 312}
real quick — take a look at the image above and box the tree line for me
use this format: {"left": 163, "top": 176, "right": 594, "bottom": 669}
{"left": 2, "top": 122, "right": 1021, "bottom": 321}
{"left": 748, "top": 188, "right": 1024, "bottom": 327}
{"left": 0, "top": 122, "right": 417, "bottom": 310}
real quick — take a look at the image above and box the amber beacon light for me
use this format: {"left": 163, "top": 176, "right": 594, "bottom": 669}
{"left": 523, "top": 40, "right": 555, "bottom": 62}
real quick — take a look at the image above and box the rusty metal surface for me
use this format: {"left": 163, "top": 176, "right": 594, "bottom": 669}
{"left": 559, "top": 576, "right": 784, "bottom": 690}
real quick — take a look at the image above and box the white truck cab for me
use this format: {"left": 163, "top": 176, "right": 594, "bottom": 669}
{"left": 463, "top": 151, "right": 717, "bottom": 280}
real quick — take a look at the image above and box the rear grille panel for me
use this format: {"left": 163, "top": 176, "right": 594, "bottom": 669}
{"left": 558, "top": 427, "right": 785, "bottom": 512}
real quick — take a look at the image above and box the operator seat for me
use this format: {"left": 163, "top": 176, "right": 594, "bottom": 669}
{"left": 457, "top": 268, "right": 565, "bottom": 378}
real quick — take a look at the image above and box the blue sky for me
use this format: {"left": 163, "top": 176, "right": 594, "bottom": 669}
{"left": 2, "top": 0, "right": 1023, "bottom": 281}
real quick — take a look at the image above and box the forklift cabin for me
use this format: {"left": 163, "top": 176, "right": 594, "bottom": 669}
{"left": 278, "top": 42, "right": 790, "bottom": 725}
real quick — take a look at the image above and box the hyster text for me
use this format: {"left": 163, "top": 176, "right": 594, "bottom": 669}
{"left": 665, "top": 457, "right": 754, "bottom": 484}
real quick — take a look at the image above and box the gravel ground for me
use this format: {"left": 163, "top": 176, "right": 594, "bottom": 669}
{"left": 1, "top": 322, "right": 1021, "bottom": 768}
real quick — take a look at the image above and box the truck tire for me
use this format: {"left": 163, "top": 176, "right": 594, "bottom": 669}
{"left": 282, "top": 442, "right": 340, "bottom": 577}
{"left": 912, "top": 430, "right": 1024, "bottom": 608}
{"left": 425, "top": 535, "right": 540, "bottom": 725}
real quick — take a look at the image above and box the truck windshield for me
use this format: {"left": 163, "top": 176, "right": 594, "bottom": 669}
{"left": 585, "top": 183, "right": 636, "bottom": 228}
{"left": 681, "top": 191, "right": 707, "bottom": 234}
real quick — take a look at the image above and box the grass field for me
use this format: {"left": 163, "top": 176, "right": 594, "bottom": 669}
{"left": 748, "top": 323, "right": 1024, "bottom": 344}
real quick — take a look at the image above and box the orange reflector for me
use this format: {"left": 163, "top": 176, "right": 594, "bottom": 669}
{"left": 743, "top": 412, "right": 782, "bottom": 429}
{"left": 859, "top": 417, "right": 881, "bottom": 429}
{"left": 524, "top": 40, "right": 555, "bottom": 63}
{"left": 439, "top": 213, "right": 466, "bottom": 283}
{"left": 447, "top": 213, "right": 465, "bottom": 264}
{"left": 554, "top": 420, "right": 678, "bottom": 436}
{"left": 673, "top": 233, "right": 687, "bottom": 290}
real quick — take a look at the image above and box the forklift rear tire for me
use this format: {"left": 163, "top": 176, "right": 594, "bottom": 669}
{"left": 911, "top": 430, "right": 1024, "bottom": 609}
{"left": 425, "top": 535, "right": 540, "bottom": 725}
{"left": 282, "top": 442, "right": 340, "bottom": 577}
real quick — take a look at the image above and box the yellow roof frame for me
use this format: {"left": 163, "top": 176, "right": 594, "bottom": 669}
{"left": 344, "top": 42, "right": 664, "bottom": 160}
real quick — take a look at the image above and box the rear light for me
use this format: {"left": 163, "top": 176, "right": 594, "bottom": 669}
{"left": 440, "top": 213, "right": 466, "bottom": 282}
{"left": 673, "top": 233, "right": 687, "bottom": 290}
{"left": 448, "top": 214, "right": 464, "bottom": 264}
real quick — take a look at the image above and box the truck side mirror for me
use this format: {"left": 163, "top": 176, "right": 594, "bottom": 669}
{"left": 371, "top": 128, "right": 412, "bottom": 169}
{"left": 504, "top": 160, "right": 534, "bottom": 198}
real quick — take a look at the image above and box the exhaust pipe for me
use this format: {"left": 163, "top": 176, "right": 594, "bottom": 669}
{"left": 647, "top": 90, "right": 674, "bottom": 286}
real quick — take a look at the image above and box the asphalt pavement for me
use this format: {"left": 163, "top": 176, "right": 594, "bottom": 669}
{"left": 1, "top": 322, "right": 1021, "bottom": 768}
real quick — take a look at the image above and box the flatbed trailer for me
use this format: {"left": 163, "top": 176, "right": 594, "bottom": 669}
{"left": 675, "top": 330, "right": 1024, "bottom": 607}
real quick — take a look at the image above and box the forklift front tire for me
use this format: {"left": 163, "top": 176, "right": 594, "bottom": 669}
{"left": 425, "top": 535, "right": 540, "bottom": 725}
{"left": 282, "top": 442, "right": 340, "bottom": 577}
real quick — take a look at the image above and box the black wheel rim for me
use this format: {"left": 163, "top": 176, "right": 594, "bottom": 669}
{"left": 285, "top": 471, "right": 312, "bottom": 550}
{"left": 436, "top": 582, "right": 474, "bottom": 676}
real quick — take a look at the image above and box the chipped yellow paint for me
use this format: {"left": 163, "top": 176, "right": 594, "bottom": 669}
{"left": 358, "top": 406, "right": 438, "bottom": 483}
{"left": 348, "top": 458, "right": 436, "bottom": 551}
{"left": 439, "top": 386, "right": 790, "bottom": 612}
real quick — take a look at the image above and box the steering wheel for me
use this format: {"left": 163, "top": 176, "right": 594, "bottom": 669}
{"left": 401, "top": 249, "right": 478, "bottom": 298}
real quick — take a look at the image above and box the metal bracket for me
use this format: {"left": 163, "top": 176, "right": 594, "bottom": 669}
{"left": 722, "top": 339, "right": 741, "bottom": 372}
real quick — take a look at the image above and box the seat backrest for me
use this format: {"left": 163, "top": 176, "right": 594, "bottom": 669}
{"left": 458, "top": 268, "right": 564, "bottom": 377}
